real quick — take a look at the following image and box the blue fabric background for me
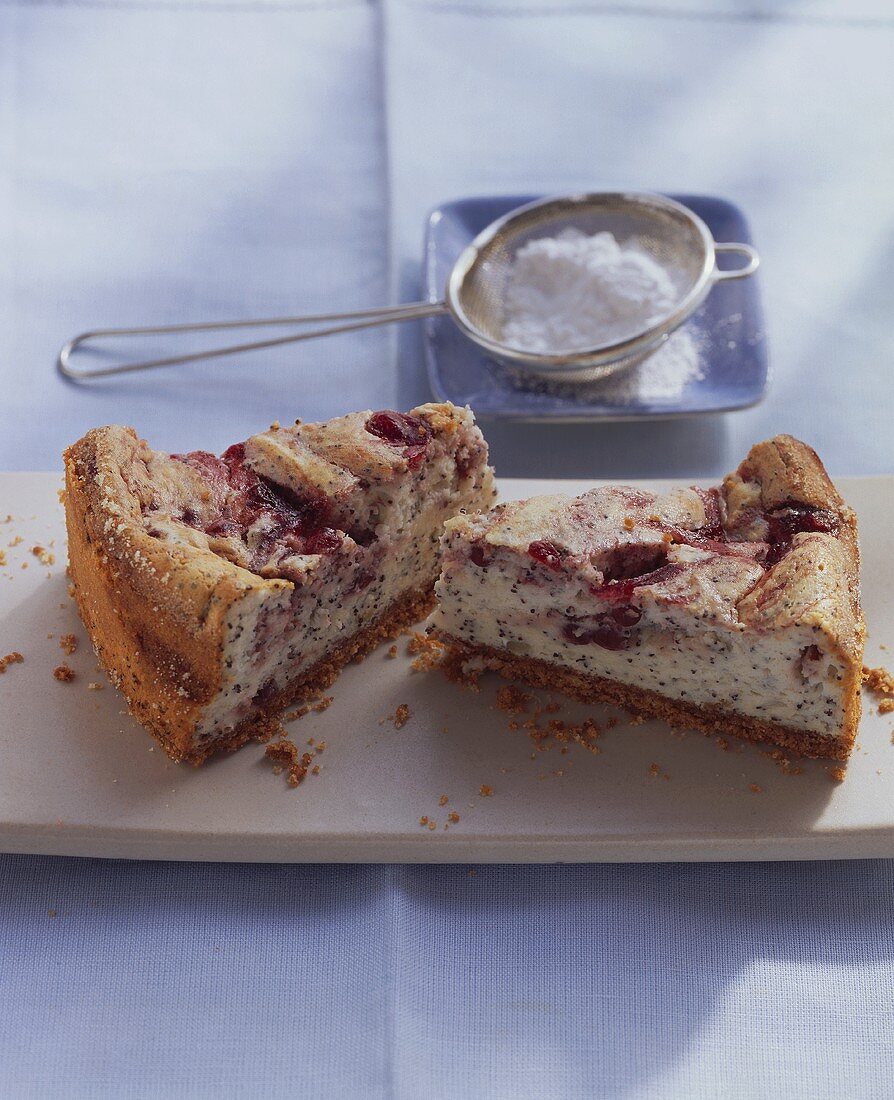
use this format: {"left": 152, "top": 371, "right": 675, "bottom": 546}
{"left": 2, "top": 1, "right": 893, "bottom": 1095}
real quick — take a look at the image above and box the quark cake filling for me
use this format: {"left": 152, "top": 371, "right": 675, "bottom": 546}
{"left": 64, "top": 402, "right": 495, "bottom": 763}
{"left": 432, "top": 436, "right": 864, "bottom": 759}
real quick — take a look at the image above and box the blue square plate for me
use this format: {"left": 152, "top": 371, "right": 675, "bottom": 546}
{"left": 422, "top": 193, "right": 767, "bottom": 421}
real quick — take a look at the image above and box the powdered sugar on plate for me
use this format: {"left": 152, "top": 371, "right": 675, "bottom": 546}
{"left": 499, "top": 326, "right": 705, "bottom": 406}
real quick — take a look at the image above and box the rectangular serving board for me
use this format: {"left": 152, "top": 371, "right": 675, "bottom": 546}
{"left": 0, "top": 473, "right": 892, "bottom": 863}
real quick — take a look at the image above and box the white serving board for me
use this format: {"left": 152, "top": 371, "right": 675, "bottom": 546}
{"left": 1, "top": 473, "right": 892, "bottom": 863}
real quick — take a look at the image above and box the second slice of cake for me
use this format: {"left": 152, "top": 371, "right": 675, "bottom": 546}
{"left": 432, "top": 435, "right": 864, "bottom": 760}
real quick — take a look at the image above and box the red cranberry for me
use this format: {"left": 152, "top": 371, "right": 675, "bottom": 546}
{"left": 348, "top": 568, "right": 376, "bottom": 593}
{"left": 303, "top": 527, "right": 342, "bottom": 555}
{"left": 696, "top": 487, "right": 725, "bottom": 539}
{"left": 470, "top": 542, "right": 488, "bottom": 567}
{"left": 252, "top": 679, "right": 278, "bottom": 707}
{"left": 764, "top": 504, "right": 839, "bottom": 565}
{"left": 366, "top": 411, "right": 432, "bottom": 448}
{"left": 563, "top": 605, "right": 642, "bottom": 650}
{"left": 528, "top": 540, "right": 565, "bottom": 571}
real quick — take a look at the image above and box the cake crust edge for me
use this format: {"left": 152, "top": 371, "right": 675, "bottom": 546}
{"left": 435, "top": 635, "right": 855, "bottom": 762}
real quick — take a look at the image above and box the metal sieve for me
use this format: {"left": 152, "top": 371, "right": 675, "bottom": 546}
{"left": 58, "top": 192, "right": 758, "bottom": 383}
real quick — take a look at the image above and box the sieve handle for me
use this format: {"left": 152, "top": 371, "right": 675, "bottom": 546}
{"left": 57, "top": 300, "right": 450, "bottom": 380}
{"left": 712, "top": 243, "right": 760, "bottom": 281}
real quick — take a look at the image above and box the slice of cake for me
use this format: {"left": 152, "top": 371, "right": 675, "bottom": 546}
{"left": 64, "top": 403, "right": 495, "bottom": 763}
{"left": 432, "top": 435, "right": 864, "bottom": 760}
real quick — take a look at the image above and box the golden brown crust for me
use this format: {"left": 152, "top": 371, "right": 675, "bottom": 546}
{"left": 64, "top": 426, "right": 290, "bottom": 760}
{"left": 740, "top": 434, "right": 845, "bottom": 512}
{"left": 437, "top": 635, "right": 855, "bottom": 761}
{"left": 733, "top": 434, "right": 864, "bottom": 742}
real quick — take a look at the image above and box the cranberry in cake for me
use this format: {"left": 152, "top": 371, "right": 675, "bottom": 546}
{"left": 64, "top": 402, "right": 495, "bottom": 763}
{"left": 432, "top": 435, "right": 864, "bottom": 760}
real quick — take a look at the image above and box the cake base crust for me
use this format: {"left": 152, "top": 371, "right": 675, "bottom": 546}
{"left": 437, "top": 634, "right": 853, "bottom": 761}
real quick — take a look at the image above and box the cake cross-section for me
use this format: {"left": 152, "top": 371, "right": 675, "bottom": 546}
{"left": 432, "top": 435, "right": 864, "bottom": 760}
{"left": 64, "top": 402, "right": 495, "bottom": 763}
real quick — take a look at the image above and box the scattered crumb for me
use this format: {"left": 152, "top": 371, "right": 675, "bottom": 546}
{"left": 0, "top": 651, "right": 24, "bottom": 674}
{"left": 606, "top": 716, "right": 618, "bottom": 729}
{"left": 53, "top": 664, "right": 75, "bottom": 682}
{"left": 9, "top": 535, "right": 22, "bottom": 547}
{"left": 495, "top": 684, "right": 531, "bottom": 715}
{"left": 628, "top": 715, "right": 645, "bottom": 727}
{"left": 649, "top": 762, "right": 661, "bottom": 777}
{"left": 448, "top": 812, "right": 460, "bottom": 824}
{"left": 282, "top": 695, "right": 332, "bottom": 723}
{"left": 479, "top": 784, "right": 493, "bottom": 797}
{"left": 265, "top": 739, "right": 314, "bottom": 788}
{"left": 20, "top": 561, "right": 27, "bottom": 569}
{"left": 311, "top": 764, "right": 320, "bottom": 775}
{"left": 406, "top": 632, "right": 446, "bottom": 672}
{"left": 87, "top": 682, "right": 104, "bottom": 691}
{"left": 749, "top": 784, "right": 763, "bottom": 794}
{"left": 761, "top": 748, "right": 802, "bottom": 776}
{"left": 419, "top": 816, "right": 429, "bottom": 826}
{"left": 827, "top": 765, "right": 847, "bottom": 783}
{"left": 438, "top": 794, "right": 448, "bottom": 806}
{"left": 31, "top": 545, "right": 55, "bottom": 566}
{"left": 863, "top": 665, "right": 894, "bottom": 698}
{"left": 59, "top": 633, "right": 78, "bottom": 656}
{"left": 428, "top": 820, "right": 437, "bottom": 831}
{"left": 879, "top": 699, "right": 894, "bottom": 715}
{"left": 48, "top": 909, "right": 57, "bottom": 918}
{"left": 0, "top": 550, "right": 5, "bottom": 566}
{"left": 389, "top": 703, "right": 411, "bottom": 729}
{"left": 386, "top": 645, "right": 398, "bottom": 659}
{"left": 623, "top": 516, "right": 635, "bottom": 531}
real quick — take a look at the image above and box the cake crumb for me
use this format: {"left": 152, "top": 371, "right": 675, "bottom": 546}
{"left": 0, "top": 651, "right": 24, "bottom": 674}
{"left": 59, "top": 633, "right": 78, "bottom": 656}
{"left": 428, "top": 820, "right": 437, "bottom": 831}
{"left": 419, "top": 816, "right": 429, "bottom": 826}
{"left": 264, "top": 739, "right": 313, "bottom": 787}
{"left": 53, "top": 664, "right": 75, "bottom": 682}
{"left": 479, "top": 784, "right": 493, "bottom": 797}
{"left": 31, "top": 545, "right": 55, "bottom": 566}
{"left": 386, "top": 645, "right": 398, "bottom": 659}
{"left": 495, "top": 684, "right": 531, "bottom": 715}
{"left": 623, "top": 516, "right": 635, "bottom": 531}
{"left": 863, "top": 665, "right": 894, "bottom": 697}
{"left": 628, "top": 715, "right": 645, "bottom": 727}
{"left": 0, "top": 550, "right": 5, "bottom": 566}
{"left": 282, "top": 695, "right": 332, "bottom": 723}
{"left": 448, "top": 812, "right": 460, "bottom": 824}
{"left": 649, "top": 762, "right": 661, "bottom": 777}
{"left": 879, "top": 699, "right": 894, "bottom": 715}
{"left": 827, "top": 765, "right": 847, "bottom": 783}
{"left": 390, "top": 703, "right": 411, "bottom": 729}
{"left": 749, "top": 784, "right": 762, "bottom": 794}
{"left": 87, "top": 682, "right": 104, "bottom": 691}
{"left": 9, "top": 535, "right": 22, "bottom": 547}
{"left": 406, "top": 632, "right": 446, "bottom": 671}
{"left": 438, "top": 794, "right": 448, "bottom": 806}
{"left": 48, "top": 909, "right": 57, "bottom": 918}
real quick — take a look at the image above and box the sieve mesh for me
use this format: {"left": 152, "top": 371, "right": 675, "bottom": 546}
{"left": 447, "top": 193, "right": 715, "bottom": 382}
